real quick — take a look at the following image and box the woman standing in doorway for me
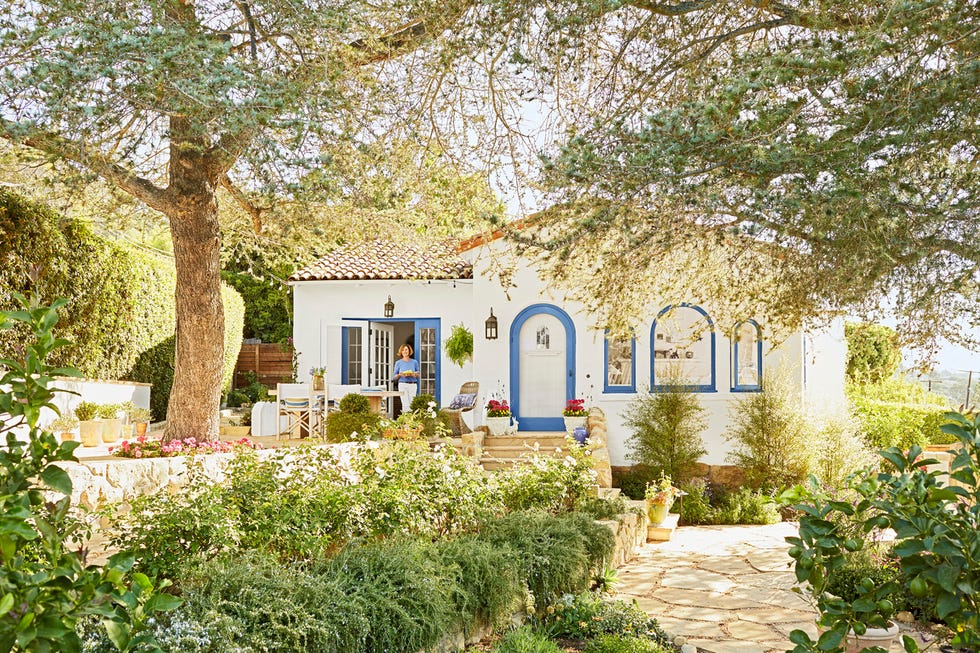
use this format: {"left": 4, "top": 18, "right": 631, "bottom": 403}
{"left": 393, "top": 344, "right": 420, "bottom": 415}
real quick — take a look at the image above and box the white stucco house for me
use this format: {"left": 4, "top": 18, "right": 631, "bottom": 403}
{"left": 289, "top": 235, "right": 846, "bottom": 467}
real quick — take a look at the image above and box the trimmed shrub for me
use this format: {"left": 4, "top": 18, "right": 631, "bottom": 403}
{"left": 623, "top": 389, "right": 706, "bottom": 483}
{"left": 0, "top": 190, "right": 244, "bottom": 421}
{"left": 613, "top": 465, "right": 658, "bottom": 500}
{"left": 850, "top": 395, "right": 949, "bottom": 449}
{"left": 411, "top": 393, "right": 437, "bottom": 411}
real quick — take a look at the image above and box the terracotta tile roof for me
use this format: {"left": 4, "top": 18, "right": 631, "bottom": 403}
{"left": 290, "top": 240, "right": 473, "bottom": 282}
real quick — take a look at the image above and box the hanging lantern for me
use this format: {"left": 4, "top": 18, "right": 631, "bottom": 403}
{"left": 384, "top": 295, "right": 395, "bottom": 318}
{"left": 485, "top": 308, "right": 498, "bottom": 340}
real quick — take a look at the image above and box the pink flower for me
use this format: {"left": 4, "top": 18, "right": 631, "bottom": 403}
{"left": 134, "top": 449, "right": 142, "bottom": 458}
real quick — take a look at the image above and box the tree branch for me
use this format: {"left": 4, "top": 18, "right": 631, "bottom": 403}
{"left": 0, "top": 119, "right": 171, "bottom": 214}
{"left": 221, "top": 174, "right": 265, "bottom": 234}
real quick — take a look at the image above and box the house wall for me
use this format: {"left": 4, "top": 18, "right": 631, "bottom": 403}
{"left": 291, "top": 279, "right": 475, "bottom": 407}
{"left": 463, "top": 243, "right": 845, "bottom": 466}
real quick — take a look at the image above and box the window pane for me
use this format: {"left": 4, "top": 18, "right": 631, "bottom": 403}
{"left": 347, "top": 328, "right": 362, "bottom": 385}
{"left": 419, "top": 327, "right": 436, "bottom": 397}
{"left": 653, "top": 307, "right": 712, "bottom": 386}
{"left": 735, "top": 322, "right": 760, "bottom": 387}
{"left": 607, "top": 339, "right": 632, "bottom": 386}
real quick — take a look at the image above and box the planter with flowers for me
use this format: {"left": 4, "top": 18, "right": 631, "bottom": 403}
{"left": 645, "top": 473, "right": 681, "bottom": 526}
{"left": 485, "top": 399, "right": 512, "bottom": 436}
{"left": 563, "top": 399, "right": 588, "bottom": 434}
{"left": 127, "top": 407, "right": 153, "bottom": 437}
{"left": 310, "top": 366, "right": 326, "bottom": 391}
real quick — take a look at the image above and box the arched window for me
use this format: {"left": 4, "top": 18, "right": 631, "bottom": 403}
{"left": 650, "top": 304, "right": 716, "bottom": 392}
{"left": 732, "top": 320, "right": 763, "bottom": 392}
{"left": 604, "top": 331, "right": 636, "bottom": 393}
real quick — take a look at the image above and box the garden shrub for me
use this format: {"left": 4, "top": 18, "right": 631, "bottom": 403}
{"left": 710, "top": 487, "right": 781, "bottom": 525}
{"left": 411, "top": 393, "right": 437, "bottom": 411}
{"left": 574, "top": 495, "right": 630, "bottom": 521}
{"left": 481, "top": 511, "right": 614, "bottom": 609}
{"left": 496, "top": 445, "right": 598, "bottom": 513}
{"left": 0, "top": 190, "right": 244, "bottom": 421}
{"left": 584, "top": 635, "right": 673, "bottom": 653}
{"left": 678, "top": 478, "right": 714, "bottom": 525}
{"left": 325, "top": 392, "right": 380, "bottom": 441}
{"left": 492, "top": 626, "right": 562, "bottom": 653}
{"left": 726, "top": 367, "right": 815, "bottom": 490}
{"left": 813, "top": 412, "right": 877, "bottom": 489}
{"left": 436, "top": 536, "right": 526, "bottom": 631}
{"left": 849, "top": 392, "right": 949, "bottom": 449}
{"left": 540, "top": 592, "right": 671, "bottom": 646}
{"left": 623, "top": 388, "right": 706, "bottom": 483}
{"left": 226, "top": 370, "right": 268, "bottom": 407}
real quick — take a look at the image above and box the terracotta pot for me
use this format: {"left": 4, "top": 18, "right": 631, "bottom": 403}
{"left": 135, "top": 422, "right": 148, "bottom": 437}
{"left": 382, "top": 426, "right": 423, "bottom": 440}
{"left": 79, "top": 420, "right": 102, "bottom": 447}
{"left": 59, "top": 431, "right": 76, "bottom": 442}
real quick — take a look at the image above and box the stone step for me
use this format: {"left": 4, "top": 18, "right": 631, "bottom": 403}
{"left": 479, "top": 445, "right": 565, "bottom": 458}
{"left": 647, "top": 512, "right": 680, "bottom": 542}
{"left": 482, "top": 433, "right": 569, "bottom": 447}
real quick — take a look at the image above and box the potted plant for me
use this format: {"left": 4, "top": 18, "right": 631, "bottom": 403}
{"left": 97, "top": 403, "right": 123, "bottom": 443}
{"left": 48, "top": 414, "right": 79, "bottom": 442}
{"left": 74, "top": 401, "right": 101, "bottom": 446}
{"left": 444, "top": 323, "right": 474, "bottom": 368}
{"left": 127, "top": 406, "right": 152, "bottom": 436}
{"left": 644, "top": 472, "right": 681, "bottom": 526}
{"left": 310, "top": 366, "right": 326, "bottom": 391}
{"left": 485, "top": 399, "right": 511, "bottom": 436}
{"left": 380, "top": 411, "right": 426, "bottom": 441}
{"left": 563, "top": 398, "right": 588, "bottom": 433}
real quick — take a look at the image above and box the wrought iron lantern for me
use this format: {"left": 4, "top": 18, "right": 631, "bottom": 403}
{"left": 485, "top": 308, "right": 498, "bottom": 340}
{"left": 384, "top": 295, "right": 394, "bottom": 318}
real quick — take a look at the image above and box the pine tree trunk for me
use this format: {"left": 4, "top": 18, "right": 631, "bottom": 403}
{"left": 162, "top": 122, "right": 224, "bottom": 443}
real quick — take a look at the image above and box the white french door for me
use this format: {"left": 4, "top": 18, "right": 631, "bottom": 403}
{"left": 368, "top": 322, "right": 394, "bottom": 390}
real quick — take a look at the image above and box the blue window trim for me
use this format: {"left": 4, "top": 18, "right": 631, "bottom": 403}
{"left": 603, "top": 331, "right": 636, "bottom": 394}
{"left": 509, "top": 303, "right": 576, "bottom": 431}
{"left": 731, "top": 319, "right": 763, "bottom": 392}
{"left": 650, "top": 304, "right": 717, "bottom": 393}
{"left": 341, "top": 326, "right": 352, "bottom": 384}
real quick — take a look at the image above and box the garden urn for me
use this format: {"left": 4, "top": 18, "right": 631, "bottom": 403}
{"left": 646, "top": 499, "right": 673, "bottom": 526}
{"left": 563, "top": 415, "right": 588, "bottom": 433}
{"left": 78, "top": 420, "right": 102, "bottom": 447}
{"left": 485, "top": 416, "right": 511, "bottom": 436}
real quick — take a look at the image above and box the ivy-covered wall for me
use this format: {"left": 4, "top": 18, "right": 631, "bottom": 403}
{"left": 0, "top": 190, "right": 244, "bottom": 420}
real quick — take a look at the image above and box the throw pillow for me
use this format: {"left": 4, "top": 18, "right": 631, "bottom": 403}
{"left": 448, "top": 393, "right": 477, "bottom": 410}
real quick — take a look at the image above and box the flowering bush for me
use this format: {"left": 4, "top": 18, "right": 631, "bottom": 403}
{"left": 487, "top": 399, "right": 511, "bottom": 417}
{"left": 644, "top": 473, "right": 681, "bottom": 505}
{"left": 563, "top": 399, "right": 587, "bottom": 417}
{"left": 497, "top": 441, "right": 598, "bottom": 513}
{"left": 111, "top": 435, "right": 260, "bottom": 458}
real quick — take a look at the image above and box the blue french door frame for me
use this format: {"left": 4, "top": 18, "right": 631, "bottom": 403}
{"left": 341, "top": 317, "right": 441, "bottom": 401}
{"left": 509, "top": 304, "right": 576, "bottom": 431}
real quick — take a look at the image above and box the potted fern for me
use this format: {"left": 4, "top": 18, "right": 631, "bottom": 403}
{"left": 444, "top": 324, "right": 473, "bottom": 368}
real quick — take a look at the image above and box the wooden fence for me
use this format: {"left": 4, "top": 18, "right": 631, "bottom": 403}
{"left": 233, "top": 343, "right": 293, "bottom": 389}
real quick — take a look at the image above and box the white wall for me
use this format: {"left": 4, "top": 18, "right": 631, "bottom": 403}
{"left": 464, "top": 242, "right": 837, "bottom": 466}
{"left": 290, "top": 279, "right": 475, "bottom": 408}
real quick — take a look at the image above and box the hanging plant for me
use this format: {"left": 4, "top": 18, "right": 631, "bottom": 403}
{"left": 444, "top": 323, "right": 474, "bottom": 367}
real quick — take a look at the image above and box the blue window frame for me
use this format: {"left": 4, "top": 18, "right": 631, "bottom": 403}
{"left": 603, "top": 332, "right": 636, "bottom": 393}
{"left": 731, "top": 320, "right": 763, "bottom": 392}
{"left": 650, "top": 304, "right": 716, "bottom": 393}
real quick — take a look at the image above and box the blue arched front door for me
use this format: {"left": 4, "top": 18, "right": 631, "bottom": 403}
{"left": 510, "top": 304, "right": 576, "bottom": 431}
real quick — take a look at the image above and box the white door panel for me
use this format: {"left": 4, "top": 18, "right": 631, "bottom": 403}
{"left": 519, "top": 314, "right": 565, "bottom": 417}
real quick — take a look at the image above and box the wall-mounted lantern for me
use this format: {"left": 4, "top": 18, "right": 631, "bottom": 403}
{"left": 384, "top": 295, "right": 395, "bottom": 318}
{"left": 485, "top": 308, "right": 498, "bottom": 340}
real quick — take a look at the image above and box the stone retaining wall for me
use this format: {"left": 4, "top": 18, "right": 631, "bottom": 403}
{"left": 600, "top": 499, "right": 650, "bottom": 569}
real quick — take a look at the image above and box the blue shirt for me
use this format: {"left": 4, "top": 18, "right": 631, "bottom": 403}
{"left": 394, "top": 359, "right": 420, "bottom": 382}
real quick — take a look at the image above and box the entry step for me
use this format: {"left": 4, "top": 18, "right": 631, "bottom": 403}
{"left": 647, "top": 513, "right": 680, "bottom": 542}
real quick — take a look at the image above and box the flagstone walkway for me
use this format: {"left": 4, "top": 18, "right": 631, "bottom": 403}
{"left": 612, "top": 522, "right": 823, "bottom": 653}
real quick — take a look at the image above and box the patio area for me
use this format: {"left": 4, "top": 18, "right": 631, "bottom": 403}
{"left": 614, "top": 523, "right": 916, "bottom": 653}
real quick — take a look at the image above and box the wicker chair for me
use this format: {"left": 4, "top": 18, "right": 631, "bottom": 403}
{"left": 443, "top": 381, "right": 479, "bottom": 437}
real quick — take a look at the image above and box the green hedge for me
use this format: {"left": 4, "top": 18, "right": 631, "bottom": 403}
{"left": 850, "top": 397, "right": 951, "bottom": 449}
{"left": 0, "top": 190, "right": 243, "bottom": 420}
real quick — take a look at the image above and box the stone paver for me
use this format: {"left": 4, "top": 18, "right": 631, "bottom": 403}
{"left": 613, "top": 522, "right": 909, "bottom": 653}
